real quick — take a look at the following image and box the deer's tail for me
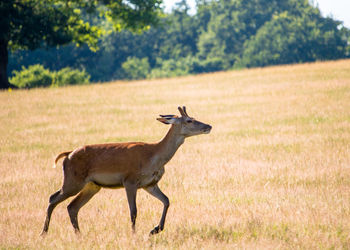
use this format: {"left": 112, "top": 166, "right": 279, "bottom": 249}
{"left": 52, "top": 151, "right": 72, "bottom": 168}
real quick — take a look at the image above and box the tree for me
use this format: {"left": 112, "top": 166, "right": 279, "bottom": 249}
{"left": 237, "top": 10, "right": 348, "bottom": 67}
{"left": 0, "top": 0, "right": 162, "bottom": 89}
{"left": 197, "top": 0, "right": 284, "bottom": 67}
{"left": 6, "top": 0, "right": 350, "bottom": 83}
{"left": 144, "top": 1, "right": 199, "bottom": 62}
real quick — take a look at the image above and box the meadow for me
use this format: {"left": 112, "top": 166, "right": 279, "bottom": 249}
{"left": 1, "top": 60, "right": 350, "bottom": 249}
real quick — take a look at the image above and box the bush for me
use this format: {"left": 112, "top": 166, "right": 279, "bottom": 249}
{"left": 122, "top": 57, "right": 150, "bottom": 80}
{"left": 10, "top": 64, "right": 53, "bottom": 88}
{"left": 148, "top": 56, "right": 226, "bottom": 79}
{"left": 10, "top": 65, "right": 90, "bottom": 89}
{"left": 53, "top": 67, "right": 90, "bottom": 87}
{"left": 149, "top": 57, "right": 193, "bottom": 79}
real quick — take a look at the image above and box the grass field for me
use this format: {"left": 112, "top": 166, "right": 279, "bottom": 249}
{"left": 1, "top": 60, "right": 350, "bottom": 249}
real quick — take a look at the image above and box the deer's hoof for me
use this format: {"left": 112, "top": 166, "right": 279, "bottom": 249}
{"left": 40, "top": 231, "right": 47, "bottom": 237}
{"left": 150, "top": 225, "right": 162, "bottom": 235}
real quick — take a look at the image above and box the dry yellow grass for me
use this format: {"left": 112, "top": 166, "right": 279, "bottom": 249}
{"left": 1, "top": 60, "right": 350, "bottom": 249}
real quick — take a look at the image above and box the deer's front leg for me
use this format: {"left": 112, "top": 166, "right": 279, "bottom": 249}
{"left": 125, "top": 184, "right": 137, "bottom": 232}
{"left": 144, "top": 184, "right": 170, "bottom": 235}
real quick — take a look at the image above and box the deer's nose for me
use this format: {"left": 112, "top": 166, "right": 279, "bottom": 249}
{"left": 203, "top": 124, "right": 212, "bottom": 133}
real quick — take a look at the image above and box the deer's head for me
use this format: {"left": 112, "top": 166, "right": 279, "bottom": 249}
{"left": 157, "top": 106, "right": 212, "bottom": 137}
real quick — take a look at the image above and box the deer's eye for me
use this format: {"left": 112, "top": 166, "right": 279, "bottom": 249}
{"left": 186, "top": 120, "right": 193, "bottom": 123}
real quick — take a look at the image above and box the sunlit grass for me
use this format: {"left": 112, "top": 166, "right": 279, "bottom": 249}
{"left": 1, "top": 60, "right": 350, "bottom": 249}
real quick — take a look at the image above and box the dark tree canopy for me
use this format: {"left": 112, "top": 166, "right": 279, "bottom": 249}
{"left": 0, "top": 0, "right": 162, "bottom": 89}
{"left": 6, "top": 0, "right": 350, "bottom": 87}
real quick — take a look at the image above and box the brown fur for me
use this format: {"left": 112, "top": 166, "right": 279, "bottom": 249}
{"left": 53, "top": 151, "right": 72, "bottom": 168}
{"left": 41, "top": 107, "right": 211, "bottom": 235}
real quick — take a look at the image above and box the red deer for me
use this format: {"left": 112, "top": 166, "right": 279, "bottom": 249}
{"left": 41, "top": 106, "right": 211, "bottom": 235}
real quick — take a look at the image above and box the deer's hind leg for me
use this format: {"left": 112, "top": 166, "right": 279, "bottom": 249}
{"left": 67, "top": 182, "right": 101, "bottom": 233}
{"left": 41, "top": 161, "right": 87, "bottom": 236}
{"left": 41, "top": 184, "right": 83, "bottom": 235}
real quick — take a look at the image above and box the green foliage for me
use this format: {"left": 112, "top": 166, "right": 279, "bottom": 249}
{"left": 1, "top": 0, "right": 162, "bottom": 51}
{"left": 191, "top": 57, "right": 227, "bottom": 73}
{"left": 2, "top": 1, "right": 96, "bottom": 52}
{"left": 149, "top": 56, "right": 227, "bottom": 78}
{"left": 150, "top": 57, "right": 193, "bottom": 78}
{"left": 149, "top": 55, "right": 227, "bottom": 78}
{"left": 0, "top": 0, "right": 162, "bottom": 89}
{"left": 236, "top": 10, "right": 348, "bottom": 68}
{"left": 7, "top": 0, "right": 350, "bottom": 83}
{"left": 10, "top": 65, "right": 53, "bottom": 89}
{"left": 10, "top": 65, "right": 90, "bottom": 88}
{"left": 53, "top": 67, "right": 90, "bottom": 86}
{"left": 122, "top": 57, "right": 150, "bottom": 80}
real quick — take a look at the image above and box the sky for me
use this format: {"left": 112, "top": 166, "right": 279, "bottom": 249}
{"left": 313, "top": 0, "right": 350, "bottom": 28}
{"left": 163, "top": 0, "right": 350, "bottom": 28}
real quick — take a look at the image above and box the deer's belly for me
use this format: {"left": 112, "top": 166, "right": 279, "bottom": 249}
{"left": 90, "top": 173, "right": 124, "bottom": 188}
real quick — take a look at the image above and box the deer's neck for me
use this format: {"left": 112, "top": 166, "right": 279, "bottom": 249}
{"left": 155, "top": 125, "right": 185, "bottom": 165}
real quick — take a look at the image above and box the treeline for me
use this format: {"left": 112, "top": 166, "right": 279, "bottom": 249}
{"left": 8, "top": 0, "right": 350, "bottom": 83}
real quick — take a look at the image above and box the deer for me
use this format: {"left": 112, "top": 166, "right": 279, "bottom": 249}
{"left": 41, "top": 106, "right": 211, "bottom": 236}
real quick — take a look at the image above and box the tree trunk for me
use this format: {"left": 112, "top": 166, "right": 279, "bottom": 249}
{"left": 0, "top": 39, "right": 10, "bottom": 89}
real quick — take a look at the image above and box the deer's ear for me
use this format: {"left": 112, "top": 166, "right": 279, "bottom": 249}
{"left": 157, "top": 117, "right": 171, "bottom": 124}
{"left": 157, "top": 116, "right": 179, "bottom": 125}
